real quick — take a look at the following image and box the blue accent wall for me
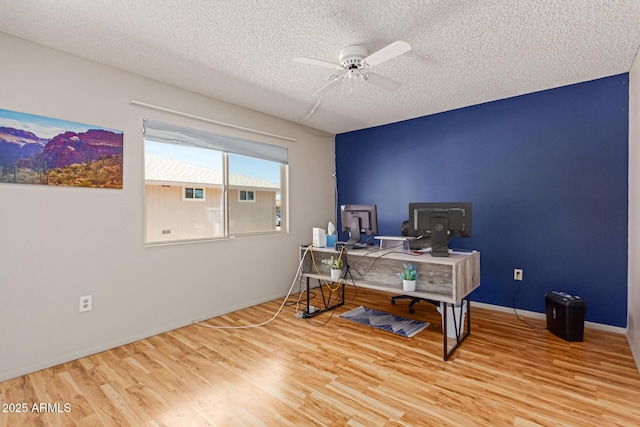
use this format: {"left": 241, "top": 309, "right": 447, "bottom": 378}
{"left": 336, "top": 74, "right": 629, "bottom": 327}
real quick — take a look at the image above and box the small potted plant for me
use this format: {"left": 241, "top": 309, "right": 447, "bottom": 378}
{"left": 322, "top": 256, "right": 344, "bottom": 280}
{"left": 396, "top": 263, "right": 418, "bottom": 291}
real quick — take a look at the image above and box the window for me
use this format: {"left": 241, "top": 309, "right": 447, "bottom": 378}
{"left": 238, "top": 190, "right": 255, "bottom": 202}
{"left": 184, "top": 187, "right": 205, "bottom": 201}
{"left": 143, "top": 119, "right": 287, "bottom": 244}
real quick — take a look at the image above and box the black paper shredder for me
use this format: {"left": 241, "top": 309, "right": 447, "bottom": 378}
{"left": 545, "top": 291, "right": 586, "bottom": 342}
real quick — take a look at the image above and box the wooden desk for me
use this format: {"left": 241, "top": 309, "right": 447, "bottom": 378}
{"left": 300, "top": 245, "right": 481, "bottom": 360}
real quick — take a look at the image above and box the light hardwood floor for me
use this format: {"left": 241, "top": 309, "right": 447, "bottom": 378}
{"left": 1, "top": 285, "right": 639, "bottom": 426}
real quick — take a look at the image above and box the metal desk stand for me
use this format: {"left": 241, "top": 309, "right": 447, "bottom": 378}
{"left": 301, "top": 251, "right": 353, "bottom": 317}
{"left": 442, "top": 297, "right": 471, "bottom": 361}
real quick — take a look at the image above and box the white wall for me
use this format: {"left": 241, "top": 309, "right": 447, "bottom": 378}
{"left": 0, "top": 33, "right": 336, "bottom": 381}
{"left": 629, "top": 47, "right": 640, "bottom": 370}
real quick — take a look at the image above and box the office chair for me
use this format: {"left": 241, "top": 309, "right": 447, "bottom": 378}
{"left": 390, "top": 220, "right": 431, "bottom": 313}
{"left": 391, "top": 294, "right": 424, "bottom": 314}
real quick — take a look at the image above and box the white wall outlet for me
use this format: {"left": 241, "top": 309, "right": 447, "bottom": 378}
{"left": 514, "top": 269, "right": 523, "bottom": 281}
{"left": 79, "top": 295, "right": 92, "bottom": 312}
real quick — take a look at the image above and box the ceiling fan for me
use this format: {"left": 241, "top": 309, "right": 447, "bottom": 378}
{"left": 293, "top": 41, "right": 411, "bottom": 98}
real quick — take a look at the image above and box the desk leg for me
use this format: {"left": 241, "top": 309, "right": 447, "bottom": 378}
{"left": 303, "top": 276, "right": 346, "bottom": 318}
{"left": 443, "top": 297, "right": 471, "bottom": 361}
{"left": 306, "top": 276, "right": 311, "bottom": 314}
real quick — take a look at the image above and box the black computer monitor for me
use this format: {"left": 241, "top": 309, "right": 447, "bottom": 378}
{"left": 408, "top": 202, "right": 472, "bottom": 257}
{"left": 340, "top": 204, "right": 378, "bottom": 248}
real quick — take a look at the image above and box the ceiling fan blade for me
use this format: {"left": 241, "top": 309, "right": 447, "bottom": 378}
{"left": 312, "top": 74, "right": 344, "bottom": 97}
{"left": 361, "top": 40, "right": 411, "bottom": 67}
{"left": 362, "top": 72, "right": 402, "bottom": 91}
{"left": 293, "top": 57, "right": 342, "bottom": 70}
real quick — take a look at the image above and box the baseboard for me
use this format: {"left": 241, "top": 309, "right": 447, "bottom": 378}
{"left": 3, "top": 294, "right": 628, "bottom": 383}
{"left": 0, "top": 292, "right": 287, "bottom": 383}
{"left": 470, "top": 301, "right": 627, "bottom": 335}
{"left": 629, "top": 334, "right": 640, "bottom": 375}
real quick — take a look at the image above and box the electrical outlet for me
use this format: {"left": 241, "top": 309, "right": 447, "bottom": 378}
{"left": 79, "top": 295, "right": 92, "bottom": 312}
{"left": 514, "top": 269, "right": 523, "bottom": 281}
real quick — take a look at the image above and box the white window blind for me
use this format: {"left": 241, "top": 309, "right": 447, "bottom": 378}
{"left": 143, "top": 119, "right": 288, "bottom": 164}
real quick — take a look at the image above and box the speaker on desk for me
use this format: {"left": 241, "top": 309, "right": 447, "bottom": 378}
{"left": 312, "top": 228, "right": 326, "bottom": 247}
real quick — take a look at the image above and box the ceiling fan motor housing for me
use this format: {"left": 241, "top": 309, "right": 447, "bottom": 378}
{"left": 339, "top": 45, "right": 368, "bottom": 69}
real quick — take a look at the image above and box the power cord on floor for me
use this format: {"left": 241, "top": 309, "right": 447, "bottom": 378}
{"left": 512, "top": 282, "right": 547, "bottom": 331}
{"left": 302, "top": 304, "right": 337, "bottom": 327}
{"left": 194, "top": 245, "right": 312, "bottom": 329}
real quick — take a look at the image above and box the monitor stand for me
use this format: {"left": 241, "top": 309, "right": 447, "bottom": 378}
{"left": 431, "top": 215, "right": 449, "bottom": 257}
{"left": 345, "top": 222, "right": 361, "bottom": 249}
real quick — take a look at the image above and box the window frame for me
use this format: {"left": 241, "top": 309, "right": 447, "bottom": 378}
{"left": 238, "top": 190, "right": 256, "bottom": 203}
{"left": 143, "top": 119, "right": 288, "bottom": 245}
{"left": 183, "top": 186, "right": 206, "bottom": 201}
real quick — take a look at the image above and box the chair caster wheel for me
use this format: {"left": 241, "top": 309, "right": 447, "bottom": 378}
{"left": 409, "top": 308, "right": 415, "bottom": 314}
{"left": 391, "top": 300, "right": 396, "bottom": 305}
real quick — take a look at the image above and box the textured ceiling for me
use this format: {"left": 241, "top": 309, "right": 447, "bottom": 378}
{"left": 1, "top": 0, "right": 639, "bottom": 135}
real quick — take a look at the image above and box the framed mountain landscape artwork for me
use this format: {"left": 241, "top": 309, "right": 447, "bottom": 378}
{"left": 0, "top": 108, "right": 123, "bottom": 188}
